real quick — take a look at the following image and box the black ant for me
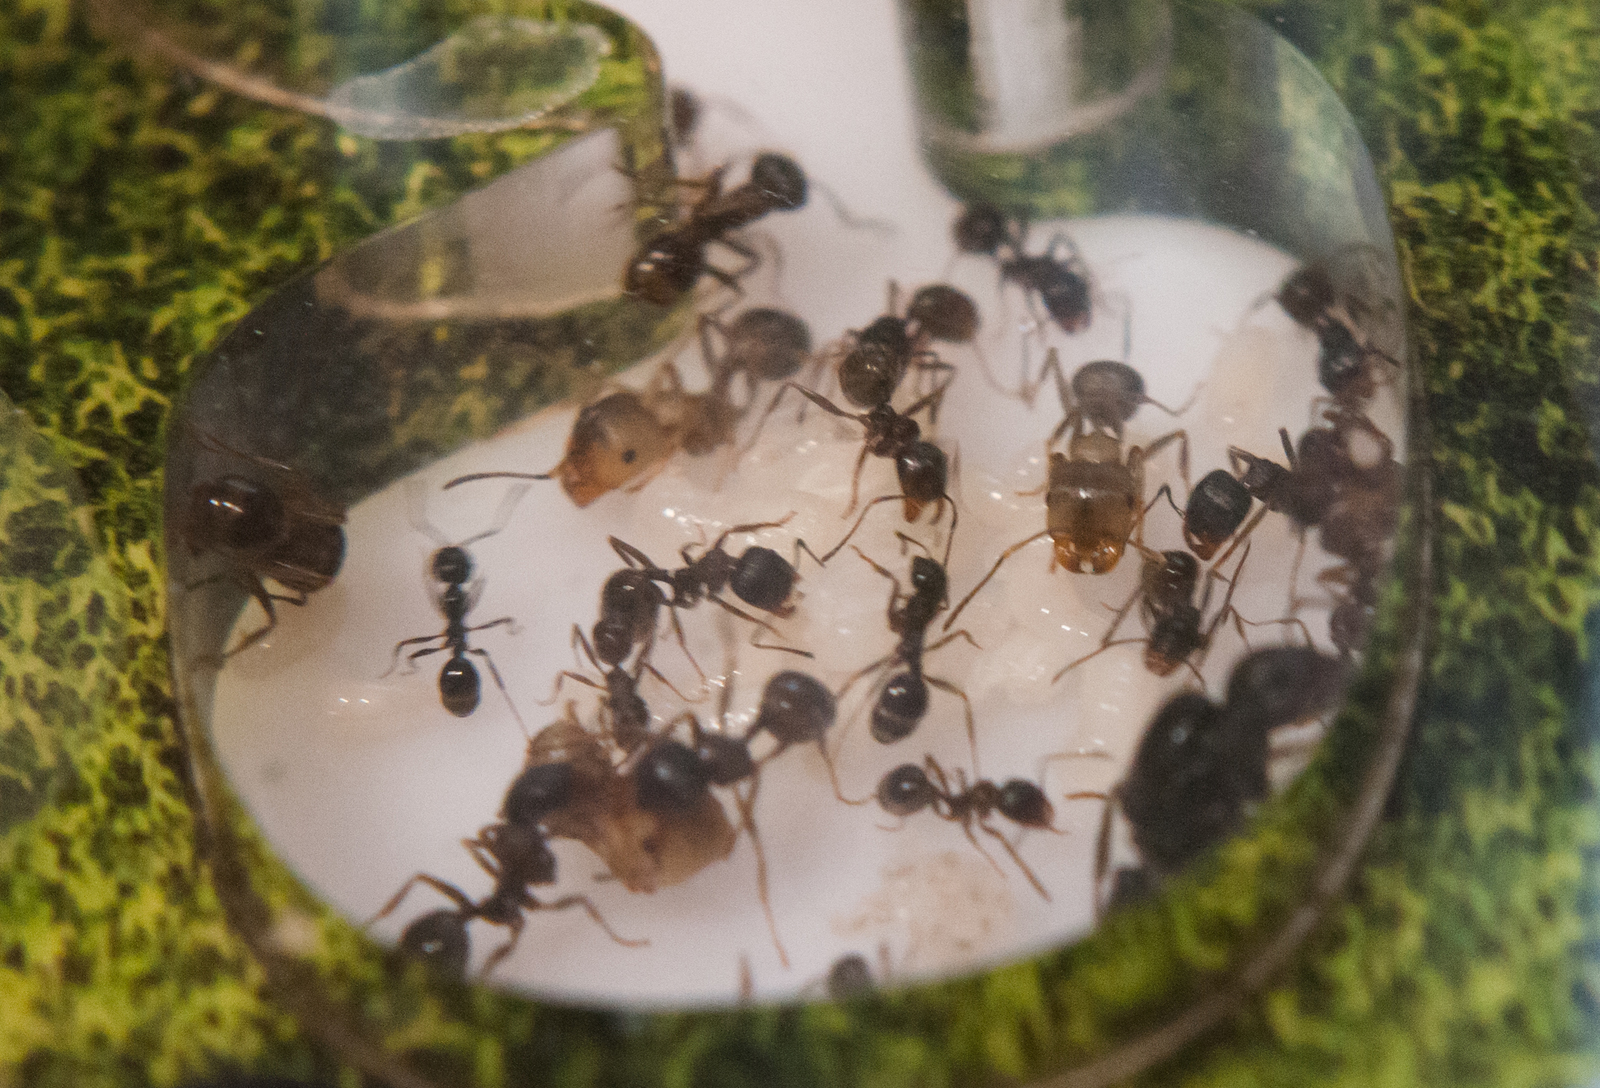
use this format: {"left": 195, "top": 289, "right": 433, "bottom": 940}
{"left": 869, "top": 756, "right": 1079, "bottom": 901}
{"left": 542, "top": 625, "right": 688, "bottom": 753}
{"left": 384, "top": 484, "right": 530, "bottom": 726}
{"left": 627, "top": 668, "right": 838, "bottom": 965}
{"left": 952, "top": 201, "right": 1092, "bottom": 336}
{"left": 1094, "top": 646, "right": 1348, "bottom": 912}
{"left": 1055, "top": 543, "right": 1254, "bottom": 684}
{"left": 1265, "top": 249, "right": 1401, "bottom": 405}
{"left": 836, "top": 542, "right": 978, "bottom": 765}
{"left": 944, "top": 374, "right": 1188, "bottom": 627}
{"left": 375, "top": 816, "right": 645, "bottom": 980}
{"left": 624, "top": 152, "right": 807, "bottom": 307}
{"left": 180, "top": 430, "right": 347, "bottom": 659}
{"left": 609, "top": 515, "right": 821, "bottom": 656}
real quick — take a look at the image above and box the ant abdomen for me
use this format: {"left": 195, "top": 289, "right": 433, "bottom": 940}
{"left": 840, "top": 317, "right": 912, "bottom": 409}
{"left": 870, "top": 672, "right": 928, "bottom": 744}
{"left": 895, "top": 441, "right": 948, "bottom": 521}
{"left": 724, "top": 307, "right": 811, "bottom": 381}
{"left": 503, "top": 761, "right": 575, "bottom": 828}
{"left": 750, "top": 671, "right": 836, "bottom": 750}
{"left": 748, "top": 152, "right": 807, "bottom": 210}
{"left": 438, "top": 656, "right": 482, "bottom": 716}
{"left": 997, "top": 780, "right": 1053, "bottom": 828}
{"left": 728, "top": 546, "right": 797, "bottom": 612}
{"left": 635, "top": 740, "right": 711, "bottom": 814}
{"left": 906, "top": 284, "right": 979, "bottom": 344}
{"left": 952, "top": 202, "right": 1009, "bottom": 256}
{"left": 877, "top": 763, "right": 936, "bottom": 816}
{"left": 399, "top": 908, "right": 470, "bottom": 977}
{"left": 695, "top": 732, "right": 756, "bottom": 786}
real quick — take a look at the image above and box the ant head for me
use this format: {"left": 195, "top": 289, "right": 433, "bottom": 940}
{"left": 187, "top": 475, "right": 284, "bottom": 552}
{"left": 750, "top": 153, "right": 807, "bottom": 210}
{"left": 399, "top": 908, "right": 470, "bottom": 978}
{"left": 877, "top": 763, "right": 936, "bottom": 816}
{"left": 431, "top": 545, "right": 472, "bottom": 585}
{"left": 1276, "top": 261, "right": 1337, "bottom": 327}
{"left": 906, "top": 284, "right": 979, "bottom": 343}
{"left": 952, "top": 202, "right": 1008, "bottom": 255}
{"left": 558, "top": 391, "right": 676, "bottom": 506}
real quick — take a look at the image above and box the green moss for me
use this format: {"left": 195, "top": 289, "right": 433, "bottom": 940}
{"left": 3, "top": 0, "right": 1600, "bottom": 1086}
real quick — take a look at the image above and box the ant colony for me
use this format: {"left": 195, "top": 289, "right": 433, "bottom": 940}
{"left": 201, "top": 93, "right": 1406, "bottom": 1005}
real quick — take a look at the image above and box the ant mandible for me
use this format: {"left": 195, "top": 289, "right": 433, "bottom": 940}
{"left": 624, "top": 152, "right": 808, "bottom": 307}
{"left": 180, "top": 430, "right": 347, "bottom": 659}
{"left": 384, "top": 483, "right": 531, "bottom": 727}
{"left": 953, "top": 202, "right": 1093, "bottom": 336}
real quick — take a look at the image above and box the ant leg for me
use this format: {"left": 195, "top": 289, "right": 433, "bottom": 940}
{"left": 1136, "top": 428, "right": 1191, "bottom": 495}
{"left": 479, "top": 915, "right": 524, "bottom": 979}
{"left": 1234, "top": 611, "right": 1317, "bottom": 648}
{"left": 1286, "top": 533, "right": 1309, "bottom": 615}
{"left": 665, "top": 604, "right": 707, "bottom": 684}
{"left": 223, "top": 582, "right": 308, "bottom": 658}
{"left": 1092, "top": 800, "right": 1115, "bottom": 922}
{"left": 792, "top": 537, "right": 826, "bottom": 571}
{"left": 1197, "top": 540, "right": 1251, "bottom": 664}
{"left": 542, "top": 894, "right": 648, "bottom": 947}
{"left": 1147, "top": 482, "right": 1186, "bottom": 523}
{"left": 1142, "top": 380, "right": 1203, "bottom": 420}
{"left": 466, "top": 615, "right": 516, "bottom": 637}
{"left": 980, "top": 820, "right": 1051, "bottom": 901}
{"left": 1020, "top": 346, "right": 1070, "bottom": 409}
{"left": 1209, "top": 504, "right": 1269, "bottom": 573}
{"left": 942, "top": 530, "right": 1050, "bottom": 630}
{"left": 708, "top": 593, "right": 813, "bottom": 658}
{"left": 367, "top": 873, "right": 472, "bottom": 926}
{"left": 636, "top": 659, "right": 704, "bottom": 704}
{"left": 925, "top": 675, "right": 980, "bottom": 778}
{"left": 733, "top": 776, "right": 790, "bottom": 968}
{"left": 383, "top": 632, "right": 447, "bottom": 678}
{"left": 470, "top": 647, "right": 529, "bottom": 737}
{"left": 1053, "top": 638, "right": 1147, "bottom": 684}
{"left": 842, "top": 440, "right": 874, "bottom": 519}
{"left": 821, "top": 494, "right": 906, "bottom": 563}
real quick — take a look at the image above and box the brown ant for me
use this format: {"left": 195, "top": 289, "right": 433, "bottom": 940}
{"left": 944, "top": 375, "right": 1188, "bottom": 627}
{"left": 180, "top": 430, "right": 346, "bottom": 658}
{"left": 608, "top": 515, "right": 822, "bottom": 657}
{"left": 374, "top": 815, "right": 645, "bottom": 980}
{"left": 836, "top": 543, "right": 978, "bottom": 765}
{"left": 384, "top": 484, "right": 530, "bottom": 727}
{"left": 445, "top": 307, "right": 811, "bottom": 507}
{"left": 952, "top": 202, "right": 1092, "bottom": 336}
{"left": 1094, "top": 646, "right": 1348, "bottom": 913}
{"left": 624, "top": 152, "right": 807, "bottom": 307}
{"left": 868, "top": 756, "right": 1086, "bottom": 901}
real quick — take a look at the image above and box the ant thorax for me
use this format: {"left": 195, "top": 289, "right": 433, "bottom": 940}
{"left": 205, "top": 201, "right": 1403, "bottom": 1003}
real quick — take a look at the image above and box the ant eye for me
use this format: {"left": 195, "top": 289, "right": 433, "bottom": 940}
{"left": 622, "top": 449, "right": 637, "bottom": 464}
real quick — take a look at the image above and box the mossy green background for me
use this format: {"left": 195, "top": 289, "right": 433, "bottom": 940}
{"left": 1, "top": 0, "right": 1599, "bottom": 1086}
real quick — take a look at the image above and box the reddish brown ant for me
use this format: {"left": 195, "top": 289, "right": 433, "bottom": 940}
{"left": 180, "top": 430, "right": 346, "bottom": 659}
{"left": 944, "top": 369, "right": 1188, "bottom": 628}
{"left": 953, "top": 202, "right": 1093, "bottom": 336}
{"left": 624, "top": 152, "right": 807, "bottom": 307}
{"left": 445, "top": 307, "right": 811, "bottom": 507}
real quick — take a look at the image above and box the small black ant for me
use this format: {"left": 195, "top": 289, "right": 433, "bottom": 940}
{"left": 180, "top": 431, "right": 346, "bottom": 658}
{"left": 870, "top": 756, "right": 1087, "bottom": 901}
{"left": 1094, "top": 646, "right": 1348, "bottom": 912}
{"left": 384, "top": 484, "right": 530, "bottom": 726}
{"left": 1266, "top": 249, "right": 1401, "bottom": 405}
{"left": 836, "top": 543, "right": 978, "bottom": 764}
{"left": 1055, "top": 543, "right": 1254, "bottom": 684}
{"left": 624, "top": 152, "right": 807, "bottom": 307}
{"left": 542, "top": 625, "right": 688, "bottom": 753}
{"left": 609, "top": 515, "right": 821, "bottom": 656}
{"left": 953, "top": 202, "right": 1092, "bottom": 336}
{"left": 375, "top": 817, "right": 645, "bottom": 980}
